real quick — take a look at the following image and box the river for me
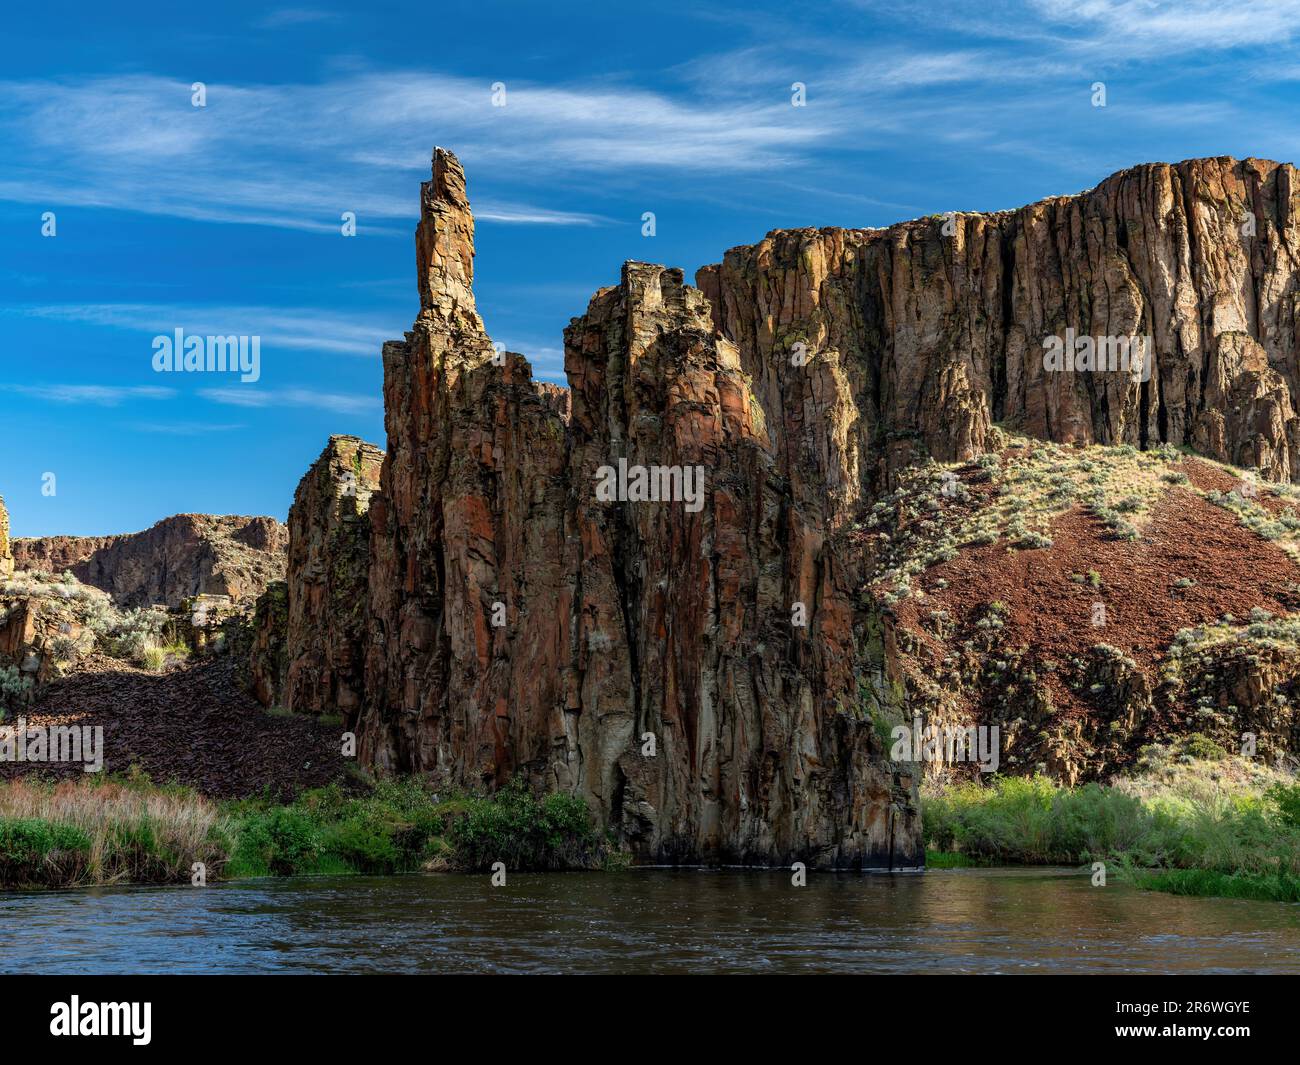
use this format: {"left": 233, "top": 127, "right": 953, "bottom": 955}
{"left": 2, "top": 867, "right": 1297, "bottom": 974}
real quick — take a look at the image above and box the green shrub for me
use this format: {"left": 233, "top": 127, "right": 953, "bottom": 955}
{"left": 1180, "top": 734, "right": 1228, "bottom": 761}
{"left": 0, "top": 665, "right": 33, "bottom": 715}
{"left": 93, "top": 607, "right": 167, "bottom": 664}
{"left": 230, "top": 806, "right": 322, "bottom": 876}
{"left": 0, "top": 817, "right": 92, "bottom": 887}
{"left": 449, "top": 780, "right": 599, "bottom": 871}
{"left": 319, "top": 815, "right": 403, "bottom": 872}
{"left": 0, "top": 773, "right": 611, "bottom": 888}
{"left": 924, "top": 759, "right": 1300, "bottom": 902}
{"left": 1267, "top": 783, "right": 1300, "bottom": 829}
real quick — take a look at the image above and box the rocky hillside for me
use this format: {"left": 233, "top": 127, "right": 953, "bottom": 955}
{"left": 14, "top": 514, "right": 287, "bottom": 609}
{"left": 243, "top": 150, "right": 913, "bottom": 869}
{"left": 255, "top": 150, "right": 1300, "bottom": 868}
{"left": 861, "top": 435, "right": 1300, "bottom": 785}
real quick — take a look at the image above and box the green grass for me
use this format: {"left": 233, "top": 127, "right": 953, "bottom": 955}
{"left": 924, "top": 849, "right": 988, "bottom": 868}
{"left": 922, "top": 742, "right": 1300, "bottom": 902}
{"left": 0, "top": 773, "right": 608, "bottom": 889}
{"left": 0, "top": 817, "right": 93, "bottom": 887}
{"left": 1129, "top": 868, "right": 1300, "bottom": 903}
{"left": 224, "top": 776, "right": 605, "bottom": 878}
{"left": 0, "top": 773, "right": 225, "bottom": 888}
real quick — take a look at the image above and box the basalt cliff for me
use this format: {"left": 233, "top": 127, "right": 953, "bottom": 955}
{"left": 253, "top": 149, "right": 1300, "bottom": 867}
{"left": 14, "top": 514, "right": 287, "bottom": 609}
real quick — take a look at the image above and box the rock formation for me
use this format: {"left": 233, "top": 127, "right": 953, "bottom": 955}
{"left": 0, "top": 596, "right": 73, "bottom": 687}
{"left": 0, "top": 496, "right": 12, "bottom": 581}
{"left": 13, "top": 514, "right": 287, "bottom": 609}
{"left": 242, "top": 581, "right": 289, "bottom": 709}
{"left": 697, "top": 156, "right": 1300, "bottom": 484}
{"left": 266, "top": 149, "right": 1300, "bottom": 868}
{"left": 246, "top": 436, "right": 384, "bottom": 715}
{"left": 283, "top": 436, "right": 383, "bottom": 716}
{"left": 342, "top": 148, "right": 918, "bottom": 869}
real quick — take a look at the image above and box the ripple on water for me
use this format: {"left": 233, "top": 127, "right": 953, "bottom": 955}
{"left": 2, "top": 868, "right": 1297, "bottom": 974}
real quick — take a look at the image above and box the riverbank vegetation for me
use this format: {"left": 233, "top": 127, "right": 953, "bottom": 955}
{"left": 6, "top": 736, "right": 1295, "bottom": 899}
{"left": 0, "top": 773, "right": 606, "bottom": 890}
{"left": 923, "top": 737, "right": 1300, "bottom": 902}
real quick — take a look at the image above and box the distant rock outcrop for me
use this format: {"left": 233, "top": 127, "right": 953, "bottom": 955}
{"left": 0, "top": 496, "right": 12, "bottom": 581}
{"left": 13, "top": 514, "right": 287, "bottom": 609}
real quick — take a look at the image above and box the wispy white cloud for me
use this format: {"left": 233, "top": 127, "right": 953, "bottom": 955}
{"left": 254, "top": 7, "right": 341, "bottom": 30}
{"left": 129, "top": 421, "right": 247, "bottom": 434}
{"left": 0, "top": 71, "right": 829, "bottom": 232}
{"left": 5, "top": 384, "right": 176, "bottom": 405}
{"left": 1028, "top": 0, "right": 1300, "bottom": 56}
{"left": 13, "top": 303, "right": 400, "bottom": 358}
{"left": 1, "top": 8, "right": 1295, "bottom": 240}
{"left": 199, "top": 387, "right": 380, "bottom": 414}
{"left": 853, "top": 0, "right": 1300, "bottom": 59}
{"left": 474, "top": 203, "right": 610, "bottom": 225}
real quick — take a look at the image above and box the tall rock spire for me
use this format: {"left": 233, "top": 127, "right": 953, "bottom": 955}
{"left": 353, "top": 148, "right": 916, "bottom": 868}
{"left": 415, "top": 148, "right": 489, "bottom": 345}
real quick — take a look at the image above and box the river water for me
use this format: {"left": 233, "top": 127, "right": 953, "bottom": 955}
{"left": 2, "top": 867, "right": 1297, "bottom": 974}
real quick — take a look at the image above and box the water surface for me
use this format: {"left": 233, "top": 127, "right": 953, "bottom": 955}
{"left": 3, "top": 868, "right": 1296, "bottom": 974}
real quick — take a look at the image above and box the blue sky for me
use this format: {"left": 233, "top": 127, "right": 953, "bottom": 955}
{"left": 3, "top": 0, "right": 1300, "bottom": 536}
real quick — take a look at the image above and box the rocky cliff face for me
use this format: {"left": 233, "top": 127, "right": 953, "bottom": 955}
{"left": 343, "top": 149, "right": 918, "bottom": 868}
{"left": 698, "top": 156, "right": 1300, "bottom": 486}
{"left": 13, "top": 514, "right": 287, "bottom": 609}
{"left": 242, "top": 581, "right": 289, "bottom": 709}
{"left": 271, "top": 150, "right": 1300, "bottom": 867}
{"left": 282, "top": 436, "right": 384, "bottom": 717}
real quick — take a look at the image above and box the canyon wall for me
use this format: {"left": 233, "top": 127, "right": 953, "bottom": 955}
{"left": 697, "top": 155, "right": 1300, "bottom": 484}
{"left": 271, "top": 149, "right": 1300, "bottom": 868}
{"left": 13, "top": 514, "right": 287, "bottom": 609}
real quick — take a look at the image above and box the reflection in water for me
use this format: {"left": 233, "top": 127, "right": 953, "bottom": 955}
{"left": 2, "top": 867, "right": 1297, "bottom": 974}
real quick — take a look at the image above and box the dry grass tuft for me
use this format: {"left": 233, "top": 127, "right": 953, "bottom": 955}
{"left": 0, "top": 777, "right": 228, "bottom": 887}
